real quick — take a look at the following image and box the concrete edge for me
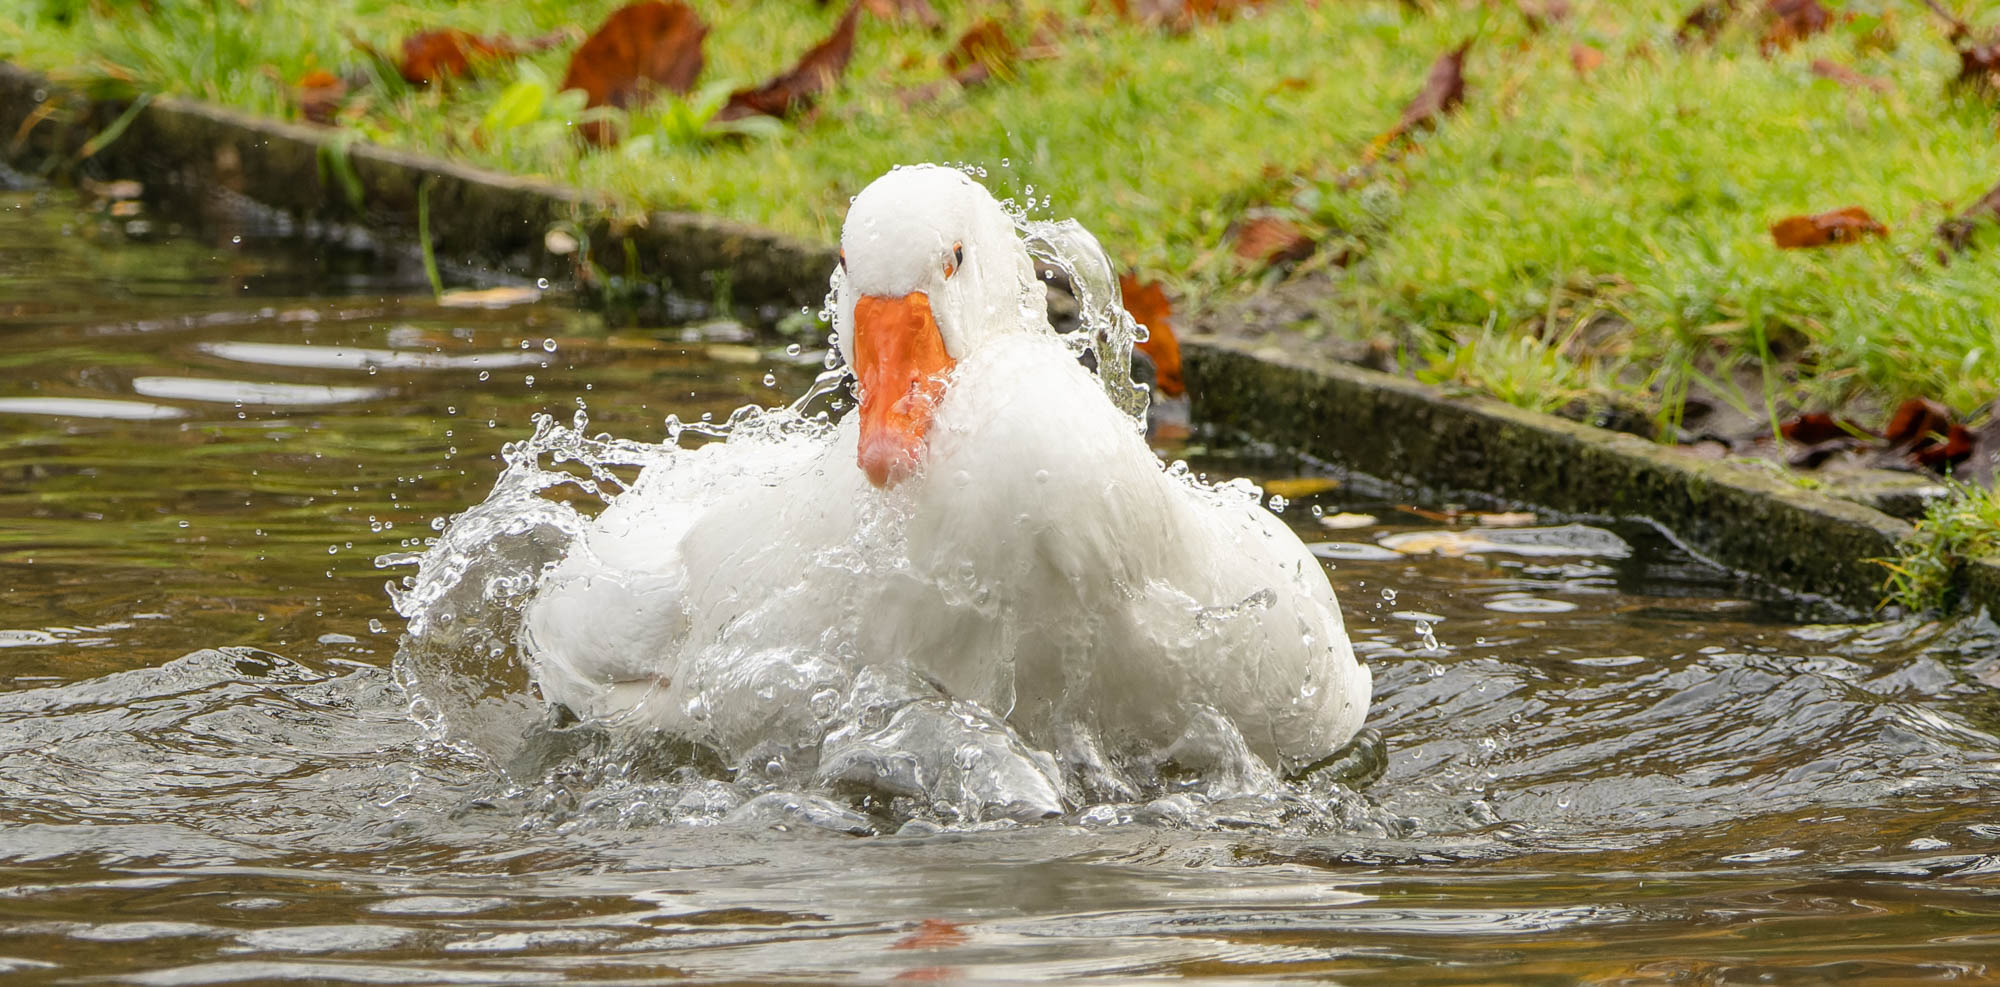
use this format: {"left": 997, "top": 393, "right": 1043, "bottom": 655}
{"left": 5, "top": 61, "right": 1993, "bottom": 614}
{"left": 0, "top": 62, "right": 837, "bottom": 315}
{"left": 1181, "top": 335, "right": 1988, "bottom": 614}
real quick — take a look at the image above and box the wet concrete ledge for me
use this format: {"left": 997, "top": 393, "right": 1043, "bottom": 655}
{"left": 0, "top": 62, "right": 837, "bottom": 316}
{"left": 6, "top": 61, "right": 1995, "bottom": 614}
{"left": 1183, "top": 336, "right": 2000, "bottom": 615}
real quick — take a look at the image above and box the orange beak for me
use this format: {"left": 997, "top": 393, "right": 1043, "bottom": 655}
{"left": 852, "top": 292, "right": 956, "bottom": 488}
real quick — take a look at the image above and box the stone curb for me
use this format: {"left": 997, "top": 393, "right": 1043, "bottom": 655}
{"left": 1183, "top": 336, "right": 1998, "bottom": 615}
{"left": 0, "top": 62, "right": 837, "bottom": 316}
{"left": 5, "top": 62, "right": 1992, "bottom": 614}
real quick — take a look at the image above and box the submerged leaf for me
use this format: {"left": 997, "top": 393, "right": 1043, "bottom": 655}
{"left": 891, "top": 919, "right": 969, "bottom": 950}
{"left": 1770, "top": 207, "right": 1887, "bottom": 248}
{"left": 716, "top": 2, "right": 861, "bottom": 121}
{"left": 1263, "top": 477, "right": 1340, "bottom": 499}
{"left": 562, "top": 0, "right": 710, "bottom": 144}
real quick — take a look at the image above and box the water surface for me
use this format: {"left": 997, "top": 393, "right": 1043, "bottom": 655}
{"left": 3, "top": 189, "right": 2000, "bottom": 983}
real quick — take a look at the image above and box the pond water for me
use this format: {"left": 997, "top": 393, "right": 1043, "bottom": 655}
{"left": 3, "top": 187, "right": 2000, "bottom": 984}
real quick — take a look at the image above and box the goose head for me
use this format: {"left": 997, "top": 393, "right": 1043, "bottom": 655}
{"left": 834, "top": 165, "right": 1044, "bottom": 488}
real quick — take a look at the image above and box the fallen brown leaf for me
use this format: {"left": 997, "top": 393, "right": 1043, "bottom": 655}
{"left": 392, "top": 28, "right": 564, "bottom": 86}
{"left": 1810, "top": 58, "right": 1888, "bottom": 92}
{"left": 891, "top": 919, "right": 969, "bottom": 950}
{"left": 1517, "top": 0, "right": 1570, "bottom": 33}
{"left": 1570, "top": 43, "right": 1605, "bottom": 77}
{"left": 860, "top": 0, "right": 942, "bottom": 31}
{"left": 1936, "top": 175, "right": 2000, "bottom": 254}
{"left": 1883, "top": 397, "right": 1952, "bottom": 449}
{"left": 716, "top": 1, "right": 860, "bottom": 121}
{"left": 1119, "top": 274, "right": 1184, "bottom": 398}
{"left": 1762, "top": 0, "right": 1833, "bottom": 54}
{"left": 1770, "top": 206, "right": 1888, "bottom": 248}
{"left": 1920, "top": 1, "right": 2000, "bottom": 93}
{"left": 1780, "top": 411, "right": 1870, "bottom": 445}
{"left": 1109, "top": 0, "right": 1266, "bottom": 32}
{"left": 1677, "top": 0, "right": 1742, "bottom": 46}
{"left": 295, "top": 69, "right": 346, "bottom": 125}
{"left": 944, "top": 19, "right": 1017, "bottom": 87}
{"left": 1232, "top": 215, "right": 1316, "bottom": 266}
{"left": 563, "top": 0, "right": 709, "bottom": 145}
{"left": 1367, "top": 41, "right": 1471, "bottom": 160}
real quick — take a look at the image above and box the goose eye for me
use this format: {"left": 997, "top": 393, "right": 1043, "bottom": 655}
{"left": 945, "top": 242, "right": 963, "bottom": 278}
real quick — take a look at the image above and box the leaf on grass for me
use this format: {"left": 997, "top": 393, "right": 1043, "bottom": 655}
{"left": 1761, "top": 0, "right": 1834, "bottom": 54}
{"left": 716, "top": 1, "right": 861, "bottom": 121}
{"left": 1232, "top": 215, "right": 1316, "bottom": 266}
{"left": 295, "top": 69, "right": 346, "bottom": 125}
{"left": 1109, "top": 0, "right": 1266, "bottom": 33}
{"left": 1677, "top": 0, "right": 1743, "bottom": 47}
{"left": 891, "top": 919, "right": 969, "bottom": 950}
{"left": 1367, "top": 41, "right": 1470, "bottom": 161}
{"left": 860, "top": 0, "right": 943, "bottom": 31}
{"left": 563, "top": 0, "right": 709, "bottom": 144}
{"left": 1922, "top": 1, "right": 2000, "bottom": 93}
{"left": 1769, "top": 207, "right": 1887, "bottom": 248}
{"left": 1517, "top": 0, "right": 1570, "bottom": 33}
{"left": 1883, "top": 397, "right": 1953, "bottom": 449}
{"left": 1119, "top": 274, "right": 1184, "bottom": 398}
{"left": 1810, "top": 58, "right": 1888, "bottom": 92}
{"left": 1780, "top": 411, "right": 1870, "bottom": 445}
{"left": 393, "top": 28, "right": 565, "bottom": 87}
{"left": 1570, "top": 44, "right": 1605, "bottom": 77}
{"left": 945, "top": 20, "right": 1018, "bottom": 87}
{"left": 1937, "top": 175, "right": 2000, "bottom": 254}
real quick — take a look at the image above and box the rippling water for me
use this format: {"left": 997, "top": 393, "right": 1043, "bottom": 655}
{"left": 4, "top": 189, "right": 2000, "bottom": 983}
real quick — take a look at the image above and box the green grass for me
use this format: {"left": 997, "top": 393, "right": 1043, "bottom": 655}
{"left": 1880, "top": 479, "right": 2000, "bottom": 612}
{"left": 4, "top": 0, "right": 1997, "bottom": 423}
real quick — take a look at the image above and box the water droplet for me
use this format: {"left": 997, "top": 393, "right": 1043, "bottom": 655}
{"left": 762, "top": 373, "right": 777, "bottom": 387}
{"left": 477, "top": 370, "right": 490, "bottom": 381}
{"left": 785, "top": 343, "right": 802, "bottom": 356}
{"left": 542, "top": 338, "right": 557, "bottom": 353}
{"left": 230, "top": 234, "right": 242, "bottom": 244}
{"left": 536, "top": 277, "right": 550, "bottom": 289}
{"left": 1380, "top": 587, "right": 1398, "bottom": 603}
{"left": 176, "top": 520, "right": 190, "bottom": 529}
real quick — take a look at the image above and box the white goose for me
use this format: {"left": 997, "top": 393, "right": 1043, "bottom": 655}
{"left": 521, "top": 165, "right": 1369, "bottom": 798}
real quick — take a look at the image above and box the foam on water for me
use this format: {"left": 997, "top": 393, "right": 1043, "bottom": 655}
{"left": 380, "top": 197, "right": 1368, "bottom": 829}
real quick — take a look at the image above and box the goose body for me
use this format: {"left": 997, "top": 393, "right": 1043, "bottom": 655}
{"left": 521, "top": 166, "right": 1370, "bottom": 794}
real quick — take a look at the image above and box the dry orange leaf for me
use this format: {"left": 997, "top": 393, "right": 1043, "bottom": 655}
{"left": 1232, "top": 216, "right": 1316, "bottom": 266}
{"left": 716, "top": 1, "right": 860, "bottom": 121}
{"left": 1810, "top": 58, "right": 1888, "bottom": 92}
{"left": 1938, "top": 175, "right": 2000, "bottom": 254}
{"left": 1769, "top": 207, "right": 1887, "bottom": 248}
{"left": 1110, "top": 0, "right": 1266, "bottom": 32}
{"left": 1517, "top": 0, "right": 1570, "bottom": 32}
{"left": 563, "top": 0, "right": 709, "bottom": 144}
{"left": 392, "top": 28, "right": 563, "bottom": 86}
{"left": 1570, "top": 43, "right": 1605, "bottom": 77}
{"left": 891, "top": 919, "right": 969, "bottom": 950}
{"left": 860, "top": 0, "right": 943, "bottom": 31}
{"left": 1367, "top": 41, "right": 1470, "bottom": 160}
{"left": 944, "top": 20, "right": 1018, "bottom": 87}
{"left": 1676, "top": 0, "right": 1741, "bottom": 46}
{"left": 1120, "top": 275, "right": 1184, "bottom": 398}
{"left": 1761, "top": 0, "right": 1833, "bottom": 53}
{"left": 294, "top": 69, "right": 346, "bottom": 125}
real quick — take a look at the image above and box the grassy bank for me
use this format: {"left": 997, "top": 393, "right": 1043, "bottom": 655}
{"left": 4, "top": 0, "right": 1996, "bottom": 429}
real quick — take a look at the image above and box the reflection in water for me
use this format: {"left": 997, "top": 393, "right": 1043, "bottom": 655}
{"left": 2, "top": 190, "right": 2000, "bottom": 983}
